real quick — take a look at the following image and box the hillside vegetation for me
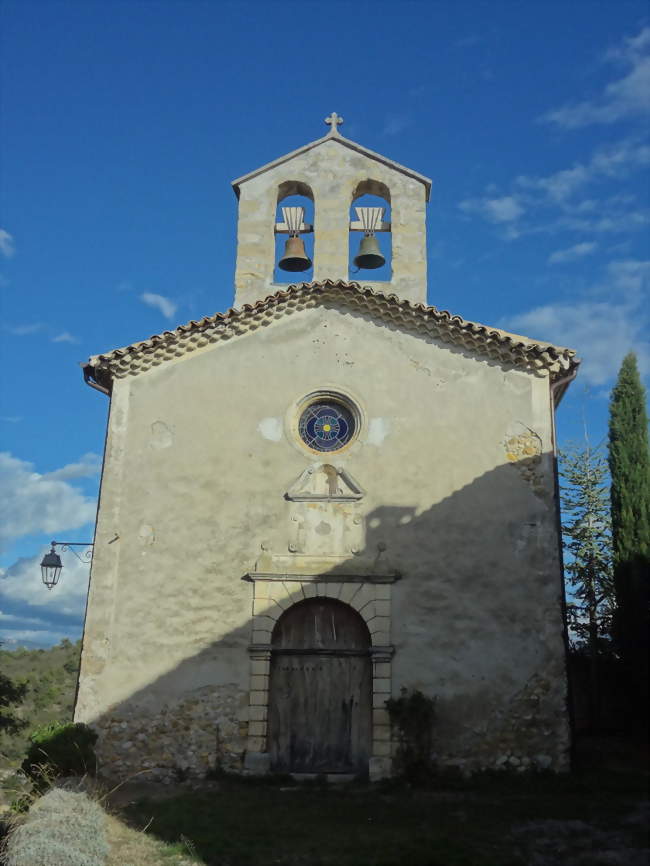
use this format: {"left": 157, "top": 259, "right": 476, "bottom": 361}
{"left": 0, "top": 639, "right": 81, "bottom": 766}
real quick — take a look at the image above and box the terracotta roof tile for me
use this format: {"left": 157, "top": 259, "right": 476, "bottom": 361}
{"left": 84, "top": 280, "right": 579, "bottom": 393}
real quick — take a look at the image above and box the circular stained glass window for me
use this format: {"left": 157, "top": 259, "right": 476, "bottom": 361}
{"left": 298, "top": 400, "right": 356, "bottom": 452}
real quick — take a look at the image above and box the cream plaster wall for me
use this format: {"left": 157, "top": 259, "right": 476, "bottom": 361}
{"left": 76, "top": 305, "right": 569, "bottom": 779}
{"left": 234, "top": 138, "right": 428, "bottom": 307}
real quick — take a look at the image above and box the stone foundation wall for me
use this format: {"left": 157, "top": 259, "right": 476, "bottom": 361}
{"left": 90, "top": 668, "right": 568, "bottom": 782}
{"left": 432, "top": 672, "right": 570, "bottom": 774}
{"left": 93, "top": 685, "right": 248, "bottom": 782}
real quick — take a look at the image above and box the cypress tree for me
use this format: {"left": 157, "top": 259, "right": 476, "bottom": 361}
{"left": 607, "top": 352, "right": 650, "bottom": 724}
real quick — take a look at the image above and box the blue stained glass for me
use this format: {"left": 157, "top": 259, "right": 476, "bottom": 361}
{"left": 299, "top": 401, "right": 355, "bottom": 451}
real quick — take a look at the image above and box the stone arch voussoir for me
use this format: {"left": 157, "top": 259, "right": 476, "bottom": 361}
{"left": 244, "top": 577, "right": 395, "bottom": 781}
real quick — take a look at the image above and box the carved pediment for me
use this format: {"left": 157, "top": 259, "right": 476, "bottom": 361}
{"left": 285, "top": 464, "right": 365, "bottom": 502}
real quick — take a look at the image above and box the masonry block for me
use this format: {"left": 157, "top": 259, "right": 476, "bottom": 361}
{"left": 249, "top": 675, "right": 268, "bottom": 692}
{"left": 373, "top": 677, "right": 391, "bottom": 694}
{"left": 373, "top": 725, "right": 391, "bottom": 742}
{"left": 339, "top": 583, "right": 362, "bottom": 604}
{"left": 248, "top": 705, "right": 268, "bottom": 722}
{"left": 369, "top": 756, "right": 393, "bottom": 782}
{"left": 248, "top": 720, "right": 267, "bottom": 738}
{"left": 244, "top": 751, "right": 271, "bottom": 775}
{"left": 253, "top": 615, "right": 277, "bottom": 633}
{"left": 249, "top": 690, "right": 268, "bottom": 706}
{"left": 374, "top": 584, "right": 392, "bottom": 601}
{"left": 250, "top": 658, "right": 271, "bottom": 677}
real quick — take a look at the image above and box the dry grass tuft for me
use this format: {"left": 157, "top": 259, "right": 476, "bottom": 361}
{"left": 0, "top": 776, "right": 202, "bottom": 866}
{"left": 2, "top": 787, "right": 108, "bottom": 866}
{"left": 104, "top": 812, "right": 202, "bottom": 865}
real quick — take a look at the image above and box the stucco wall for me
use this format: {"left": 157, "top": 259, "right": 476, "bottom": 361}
{"left": 234, "top": 138, "right": 428, "bottom": 306}
{"left": 75, "top": 305, "right": 569, "bottom": 779}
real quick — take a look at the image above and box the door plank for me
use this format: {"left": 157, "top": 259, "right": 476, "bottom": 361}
{"left": 268, "top": 599, "right": 371, "bottom": 774}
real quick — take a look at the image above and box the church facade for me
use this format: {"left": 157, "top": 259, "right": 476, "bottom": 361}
{"left": 75, "top": 115, "right": 579, "bottom": 780}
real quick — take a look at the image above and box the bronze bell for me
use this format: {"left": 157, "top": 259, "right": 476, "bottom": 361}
{"left": 278, "top": 235, "right": 312, "bottom": 272}
{"left": 353, "top": 234, "right": 385, "bottom": 270}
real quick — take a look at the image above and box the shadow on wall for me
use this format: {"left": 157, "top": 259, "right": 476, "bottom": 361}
{"left": 75, "top": 450, "right": 571, "bottom": 783}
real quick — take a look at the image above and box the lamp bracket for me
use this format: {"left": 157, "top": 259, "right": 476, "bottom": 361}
{"left": 50, "top": 541, "right": 94, "bottom": 563}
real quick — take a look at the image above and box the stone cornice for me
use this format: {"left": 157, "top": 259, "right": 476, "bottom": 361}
{"left": 242, "top": 572, "right": 402, "bottom": 584}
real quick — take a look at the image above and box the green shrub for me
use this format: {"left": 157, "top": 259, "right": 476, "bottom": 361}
{"left": 21, "top": 722, "right": 98, "bottom": 788}
{"left": 1, "top": 787, "right": 109, "bottom": 866}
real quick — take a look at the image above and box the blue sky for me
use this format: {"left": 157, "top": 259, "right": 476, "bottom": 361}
{"left": 1, "top": 0, "right": 648, "bottom": 648}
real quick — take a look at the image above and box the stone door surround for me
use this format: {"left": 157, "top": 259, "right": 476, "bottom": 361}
{"left": 242, "top": 572, "right": 398, "bottom": 780}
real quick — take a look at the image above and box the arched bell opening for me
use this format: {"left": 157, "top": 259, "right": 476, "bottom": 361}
{"left": 274, "top": 181, "right": 314, "bottom": 283}
{"left": 267, "top": 597, "right": 372, "bottom": 774}
{"left": 349, "top": 181, "right": 392, "bottom": 282}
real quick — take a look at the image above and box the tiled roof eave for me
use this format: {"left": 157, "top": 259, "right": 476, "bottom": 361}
{"left": 86, "top": 281, "right": 579, "bottom": 390}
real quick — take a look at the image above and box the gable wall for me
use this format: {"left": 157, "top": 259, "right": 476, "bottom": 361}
{"left": 76, "top": 306, "right": 569, "bottom": 778}
{"left": 234, "top": 139, "right": 428, "bottom": 306}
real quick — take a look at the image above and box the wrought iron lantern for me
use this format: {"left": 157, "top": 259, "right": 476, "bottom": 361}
{"left": 39, "top": 540, "right": 94, "bottom": 589}
{"left": 40, "top": 543, "right": 63, "bottom": 589}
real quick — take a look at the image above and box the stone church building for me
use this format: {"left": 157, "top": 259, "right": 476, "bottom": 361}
{"left": 75, "top": 115, "right": 579, "bottom": 780}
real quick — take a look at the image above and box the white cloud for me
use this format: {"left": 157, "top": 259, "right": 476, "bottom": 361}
{"left": 454, "top": 34, "right": 483, "bottom": 49}
{"left": 140, "top": 292, "right": 177, "bottom": 320}
{"left": 517, "top": 139, "right": 650, "bottom": 203}
{"left": 605, "top": 258, "right": 650, "bottom": 303}
{"left": 459, "top": 195, "right": 524, "bottom": 224}
{"left": 463, "top": 139, "right": 650, "bottom": 240}
{"left": 382, "top": 114, "right": 412, "bottom": 137}
{"left": 503, "top": 259, "right": 649, "bottom": 385}
{"left": 485, "top": 196, "right": 524, "bottom": 223}
{"left": 0, "top": 609, "right": 81, "bottom": 649}
{"left": 4, "top": 323, "right": 43, "bottom": 336}
{"left": 0, "top": 229, "right": 15, "bottom": 258}
{"left": 44, "top": 452, "right": 102, "bottom": 481}
{"left": 0, "top": 628, "right": 81, "bottom": 649}
{"left": 0, "top": 551, "right": 90, "bottom": 619}
{"left": 590, "top": 138, "right": 650, "bottom": 175}
{"left": 0, "top": 452, "right": 97, "bottom": 552}
{"left": 542, "top": 26, "right": 650, "bottom": 128}
{"left": 0, "top": 610, "right": 54, "bottom": 627}
{"left": 548, "top": 242, "right": 597, "bottom": 265}
{"left": 517, "top": 165, "right": 590, "bottom": 203}
{"left": 52, "top": 331, "right": 79, "bottom": 344}
{"left": 585, "top": 213, "right": 648, "bottom": 232}
{"left": 557, "top": 207, "right": 649, "bottom": 236}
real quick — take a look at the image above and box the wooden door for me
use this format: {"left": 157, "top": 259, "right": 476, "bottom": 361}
{"left": 268, "top": 597, "right": 371, "bottom": 774}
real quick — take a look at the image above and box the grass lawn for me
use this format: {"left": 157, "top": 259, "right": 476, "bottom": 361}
{"left": 122, "top": 743, "right": 648, "bottom": 866}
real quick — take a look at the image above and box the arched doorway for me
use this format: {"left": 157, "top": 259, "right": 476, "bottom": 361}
{"left": 268, "top": 597, "right": 372, "bottom": 774}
